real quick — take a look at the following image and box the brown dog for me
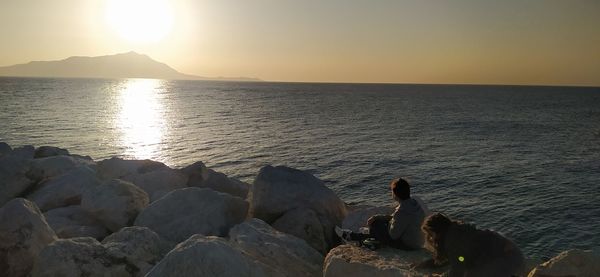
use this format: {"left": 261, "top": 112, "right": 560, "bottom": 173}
{"left": 420, "top": 213, "right": 526, "bottom": 277}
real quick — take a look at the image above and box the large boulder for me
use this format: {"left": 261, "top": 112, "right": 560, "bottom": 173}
{"left": 0, "top": 152, "right": 34, "bottom": 206}
{"left": 146, "top": 235, "right": 266, "bottom": 277}
{"left": 96, "top": 157, "right": 168, "bottom": 180}
{"left": 81, "top": 179, "right": 149, "bottom": 232}
{"left": 229, "top": 219, "right": 324, "bottom": 277}
{"left": 342, "top": 205, "right": 395, "bottom": 232}
{"left": 102, "top": 227, "right": 171, "bottom": 277}
{"left": 323, "top": 244, "right": 441, "bottom": 277}
{"left": 9, "top": 145, "right": 35, "bottom": 160}
{"left": 249, "top": 165, "right": 347, "bottom": 252}
{"left": 122, "top": 168, "right": 188, "bottom": 202}
{"left": 528, "top": 249, "right": 600, "bottom": 277}
{"left": 181, "top": 161, "right": 249, "bottom": 198}
{"left": 272, "top": 207, "right": 327, "bottom": 253}
{"left": 34, "top": 146, "right": 69, "bottom": 158}
{"left": 44, "top": 205, "right": 108, "bottom": 239}
{"left": 0, "top": 198, "right": 57, "bottom": 277}
{"left": 31, "top": 237, "right": 135, "bottom": 277}
{"left": 27, "top": 166, "right": 101, "bottom": 211}
{"left": 134, "top": 187, "right": 248, "bottom": 242}
{"left": 27, "top": 156, "right": 95, "bottom": 183}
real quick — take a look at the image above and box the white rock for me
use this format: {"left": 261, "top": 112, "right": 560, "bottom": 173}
{"left": 229, "top": 219, "right": 324, "bottom": 277}
{"left": 81, "top": 179, "right": 149, "bottom": 232}
{"left": 182, "top": 161, "right": 249, "bottom": 198}
{"left": 96, "top": 157, "right": 168, "bottom": 180}
{"left": 122, "top": 168, "right": 188, "bottom": 202}
{"left": 134, "top": 187, "right": 249, "bottom": 242}
{"left": 27, "top": 166, "right": 101, "bottom": 211}
{"left": 249, "top": 165, "right": 347, "bottom": 252}
{"left": 31, "top": 237, "right": 134, "bottom": 277}
{"left": 102, "top": 227, "right": 170, "bottom": 277}
{"left": 146, "top": 235, "right": 266, "bottom": 277}
{"left": 528, "top": 249, "right": 600, "bottom": 277}
{"left": 323, "top": 244, "right": 439, "bottom": 277}
{"left": 27, "top": 155, "right": 95, "bottom": 182}
{"left": 0, "top": 153, "right": 34, "bottom": 206}
{"left": 272, "top": 207, "right": 327, "bottom": 253}
{"left": 34, "top": 146, "right": 69, "bottom": 158}
{"left": 0, "top": 198, "right": 57, "bottom": 277}
{"left": 44, "top": 205, "right": 108, "bottom": 239}
{"left": 342, "top": 205, "right": 395, "bottom": 232}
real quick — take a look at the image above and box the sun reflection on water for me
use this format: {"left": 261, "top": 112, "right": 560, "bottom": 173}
{"left": 116, "top": 78, "right": 167, "bottom": 161}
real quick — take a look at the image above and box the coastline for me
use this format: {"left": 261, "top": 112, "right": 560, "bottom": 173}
{"left": 1, "top": 142, "right": 598, "bottom": 276}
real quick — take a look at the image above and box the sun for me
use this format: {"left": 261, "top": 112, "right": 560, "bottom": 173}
{"left": 105, "top": 0, "right": 174, "bottom": 44}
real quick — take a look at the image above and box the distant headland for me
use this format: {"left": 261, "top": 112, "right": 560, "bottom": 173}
{"left": 0, "top": 51, "right": 261, "bottom": 82}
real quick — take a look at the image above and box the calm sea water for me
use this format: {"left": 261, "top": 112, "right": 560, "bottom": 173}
{"left": 1, "top": 77, "right": 599, "bottom": 258}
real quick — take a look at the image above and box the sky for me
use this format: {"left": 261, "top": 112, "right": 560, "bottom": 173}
{"left": 0, "top": 0, "right": 599, "bottom": 86}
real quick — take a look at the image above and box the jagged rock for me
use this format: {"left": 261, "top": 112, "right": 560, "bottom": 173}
{"left": 249, "top": 165, "right": 347, "bottom": 252}
{"left": 528, "top": 249, "right": 600, "bottom": 277}
{"left": 134, "top": 187, "right": 248, "bottom": 242}
{"left": 0, "top": 142, "right": 11, "bottom": 155}
{"left": 0, "top": 152, "right": 34, "bottom": 206}
{"left": 96, "top": 157, "right": 168, "bottom": 180}
{"left": 27, "top": 166, "right": 101, "bottom": 211}
{"left": 342, "top": 205, "right": 396, "bottom": 232}
{"left": 44, "top": 205, "right": 108, "bottom": 239}
{"left": 229, "top": 219, "right": 324, "bottom": 277}
{"left": 27, "top": 155, "right": 95, "bottom": 183}
{"left": 272, "top": 207, "right": 327, "bottom": 253}
{"left": 182, "top": 161, "right": 249, "bottom": 198}
{"left": 323, "top": 244, "right": 441, "bottom": 277}
{"left": 30, "top": 237, "right": 135, "bottom": 277}
{"left": 122, "top": 168, "right": 188, "bottom": 202}
{"left": 146, "top": 235, "right": 266, "bottom": 277}
{"left": 81, "top": 179, "right": 149, "bottom": 232}
{"left": 0, "top": 198, "right": 57, "bottom": 277}
{"left": 102, "top": 227, "right": 171, "bottom": 277}
{"left": 34, "top": 146, "right": 70, "bottom": 158}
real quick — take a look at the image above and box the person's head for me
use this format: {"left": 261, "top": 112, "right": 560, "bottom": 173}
{"left": 421, "top": 213, "right": 453, "bottom": 262}
{"left": 390, "top": 178, "right": 410, "bottom": 201}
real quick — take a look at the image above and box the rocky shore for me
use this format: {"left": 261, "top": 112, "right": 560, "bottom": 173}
{"left": 1, "top": 143, "right": 598, "bottom": 276}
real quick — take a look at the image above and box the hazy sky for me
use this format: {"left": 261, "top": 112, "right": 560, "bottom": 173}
{"left": 1, "top": 0, "right": 599, "bottom": 86}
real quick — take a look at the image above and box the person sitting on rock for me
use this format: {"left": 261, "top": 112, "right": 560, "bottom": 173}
{"left": 416, "top": 212, "right": 526, "bottom": 277}
{"left": 336, "top": 177, "right": 426, "bottom": 250}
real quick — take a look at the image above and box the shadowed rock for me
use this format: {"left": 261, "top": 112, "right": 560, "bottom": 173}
{"left": 96, "top": 157, "right": 168, "bottom": 180}
{"left": 31, "top": 237, "right": 135, "bottom": 277}
{"left": 134, "top": 187, "right": 248, "bottom": 242}
{"left": 27, "top": 166, "right": 101, "bottom": 211}
{"left": 323, "top": 244, "right": 441, "bottom": 277}
{"left": 528, "top": 249, "right": 600, "bottom": 277}
{"left": 44, "top": 205, "right": 108, "bottom": 239}
{"left": 0, "top": 198, "right": 57, "bottom": 277}
{"left": 121, "top": 168, "right": 188, "bottom": 202}
{"left": 81, "top": 179, "right": 149, "bottom": 232}
{"left": 34, "top": 146, "right": 69, "bottom": 158}
{"left": 229, "top": 219, "right": 324, "bottom": 277}
{"left": 181, "top": 161, "right": 249, "bottom": 199}
{"left": 0, "top": 150, "right": 34, "bottom": 206}
{"left": 102, "top": 226, "right": 171, "bottom": 277}
{"left": 27, "top": 156, "right": 96, "bottom": 183}
{"left": 249, "top": 165, "right": 347, "bottom": 253}
{"left": 146, "top": 235, "right": 266, "bottom": 277}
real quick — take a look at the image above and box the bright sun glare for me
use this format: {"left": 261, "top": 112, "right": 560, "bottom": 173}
{"left": 105, "top": 0, "right": 174, "bottom": 43}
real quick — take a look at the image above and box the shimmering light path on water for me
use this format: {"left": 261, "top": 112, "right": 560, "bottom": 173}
{"left": 1, "top": 77, "right": 599, "bottom": 259}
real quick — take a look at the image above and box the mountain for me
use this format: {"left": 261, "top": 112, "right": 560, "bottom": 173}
{"left": 0, "top": 52, "right": 261, "bottom": 81}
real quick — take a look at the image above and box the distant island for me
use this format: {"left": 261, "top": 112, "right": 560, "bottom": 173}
{"left": 0, "top": 52, "right": 261, "bottom": 82}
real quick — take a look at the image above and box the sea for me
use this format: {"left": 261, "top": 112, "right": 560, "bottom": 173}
{"left": 1, "top": 76, "right": 599, "bottom": 259}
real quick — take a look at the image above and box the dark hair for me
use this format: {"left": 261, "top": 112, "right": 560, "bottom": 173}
{"left": 422, "top": 213, "right": 453, "bottom": 263}
{"left": 390, "top": 178, "right": 410, "bottom": 200}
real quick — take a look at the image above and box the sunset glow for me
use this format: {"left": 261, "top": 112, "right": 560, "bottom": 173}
{"left": 105, "top": 0, "right": 174, "bottom": 44}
